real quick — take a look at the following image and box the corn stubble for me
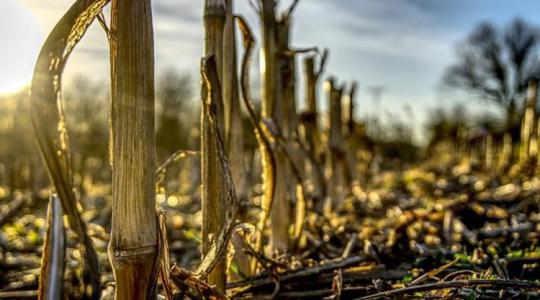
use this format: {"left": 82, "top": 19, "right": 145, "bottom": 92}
{"left": 28, "top": 0, "right": 340, "bottom": 297}
{"left": 28, "top": 0, "right": 540, "bottom": 299}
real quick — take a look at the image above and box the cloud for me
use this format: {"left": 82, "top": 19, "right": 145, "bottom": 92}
{"left": 13, "top": 0, "right": 540, "bottom": 136}
{"left": 153, "top": 1, "right": 201, "bottom": 25}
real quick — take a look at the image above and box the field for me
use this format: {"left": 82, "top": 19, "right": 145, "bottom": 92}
{"left": 1, "top": 0, "right": 540, "bottom": 299}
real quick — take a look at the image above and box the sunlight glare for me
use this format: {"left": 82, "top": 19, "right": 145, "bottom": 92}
{"left": 0, "top": 0, "right": 43, "bottom": 94}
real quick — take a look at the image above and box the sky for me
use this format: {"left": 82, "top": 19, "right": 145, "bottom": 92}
{"left": 2, "top": 0, "right": 540, "bottom": 137}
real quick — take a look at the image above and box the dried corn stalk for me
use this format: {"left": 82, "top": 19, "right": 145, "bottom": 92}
{"left": 30, "top": 1, "right": 109, "bottom": 297}
{"left": 108, "top": 0, "right": 160, "bottom": 298}
{"left": 38, "top": 195, "right": 65, "bottom": 300}
{"left": 195, "top": 56, "right": 240, "bottom": 281}
{"left": 201, "top": 0, "right": 227, "bottom": 291}
{"left": 223, "top": 0, "right": 245, "bottom": 197}
{"left": 236, "top": 15, "right": 276, "bottom": 269}
{"left": 302, "top": 50, "right": 327, "bottom": 213}
{"left": 326, "top": 78, "right": 348, "bottom": 210}
{"left": 520, "top": 79, "right": 538, "bottom": 164}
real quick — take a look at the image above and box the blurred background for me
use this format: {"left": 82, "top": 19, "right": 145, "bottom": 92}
{"left": 2, "top": 0, "right": 540, "bottom": 192}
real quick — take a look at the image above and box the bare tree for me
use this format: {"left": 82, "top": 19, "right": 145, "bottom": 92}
{"left": 64, "top": 78, "right": 109, "bottom": 193}
{"left": 444, "top": 18, "right": 540, "bottom": 134}
{"left": 155, "top": 71, "right": 194, "bottom": 161}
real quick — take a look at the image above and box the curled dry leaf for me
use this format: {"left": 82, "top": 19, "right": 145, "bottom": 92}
{"left": 30, "top": 0, "right": 110, "bottom": 298}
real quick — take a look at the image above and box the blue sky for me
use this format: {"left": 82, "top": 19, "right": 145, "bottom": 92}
{"left": 2, "top": 0, "right": 540, "bottom": 137}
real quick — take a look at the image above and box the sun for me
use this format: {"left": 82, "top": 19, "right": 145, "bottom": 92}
{"left": 0, "top": 0, "right": 43, "bottom": 94}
